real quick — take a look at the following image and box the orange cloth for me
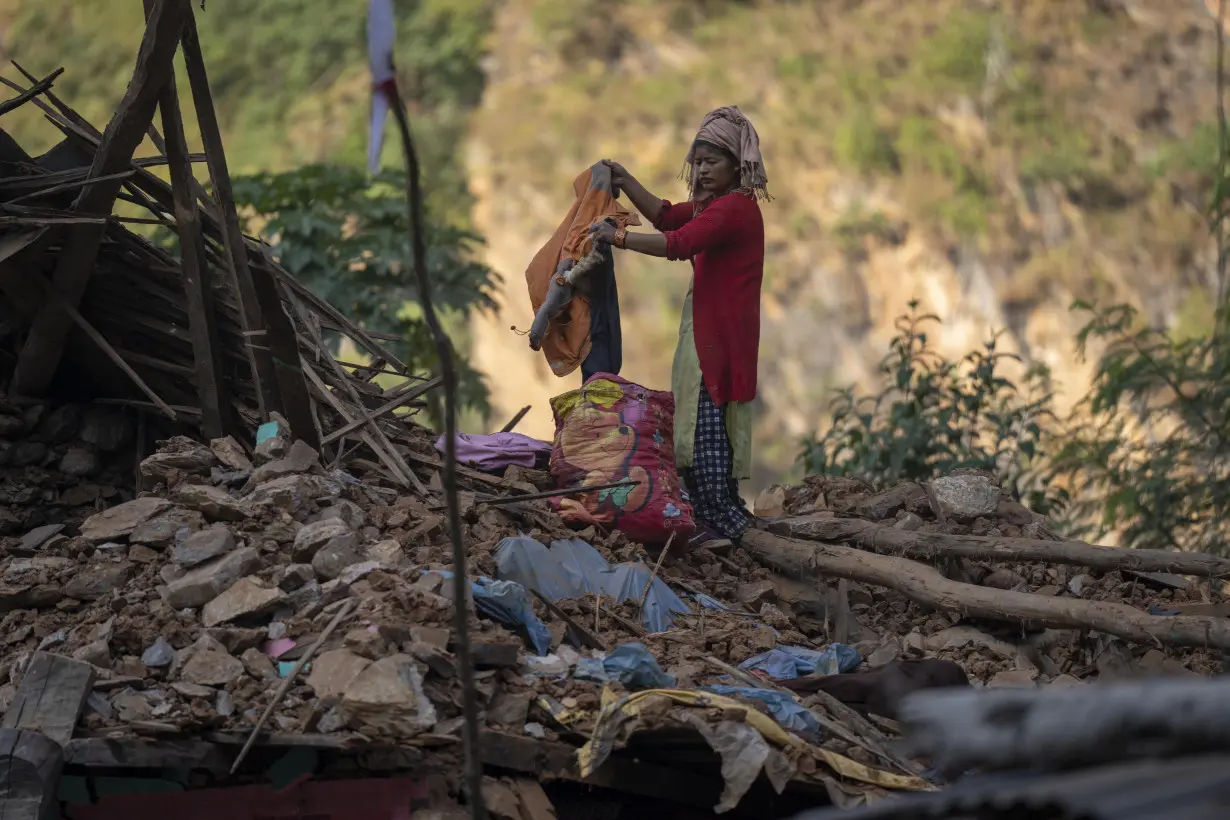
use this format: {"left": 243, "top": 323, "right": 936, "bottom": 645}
{"left": 526, "top": 165, "right": 640, "bottom": 377}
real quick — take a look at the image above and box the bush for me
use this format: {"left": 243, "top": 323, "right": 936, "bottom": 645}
{"left": 800, "top": 302, "right": 1055, "bottom": 503}
{"left": 1045, "top": 302, "right": 1230, "bottom": 553}
{"left": 232, "top": 164, "right": 500, "bottom": 416}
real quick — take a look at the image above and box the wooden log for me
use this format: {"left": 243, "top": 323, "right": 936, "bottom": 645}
{"left": 180, "top": 9, "right": 321, "bottom": 451}
{"left": 741, "top": 529, "right": 1230, "bottom": 651}
{"left": 0, "top": 729, "right": 64, "bottom": 820}
{"left": 3, "top": 653, "right": 96, "bottom": 746}
{"left": 10, "top": 0, "right": 189, "bottom": 397}
{"left": 898, "top": 677, "right": 1230, "bottom": 775}
{"left": 154, "top": 17, "right": 228, "bottom": 439}
{"left": 773, "top": 516, "right": 1230, "bottom": 579}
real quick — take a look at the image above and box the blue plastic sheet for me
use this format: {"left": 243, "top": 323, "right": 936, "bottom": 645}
{"left": 704, "top": 685, "right": 821, "bottom": 734}
{"left": 429, "top": 570, "right": 553, "bottom": 656}
{"left": 575, "top": 642, "right": 676, "bottom": 690}
{"left": 550, "top": 538, "right": 612, "bottom": 596}
{"left": 494, "top": 536, "right": 584, "bottom": 601}
{"left": 739, "top": 643, "right": 862, "bottom": 679}
{"left": 603, "top": 562, "right": 691, "bottom": 633}
{"left": 491, "top": 536, "right": 690, "bottom": 632}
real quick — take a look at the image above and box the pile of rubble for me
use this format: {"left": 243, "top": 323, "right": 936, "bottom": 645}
{"left": 0, "top": 412, "right": 1224, "bottom": 801}
{"left": 0, "top": 397, "right": 136, "bottom": 538}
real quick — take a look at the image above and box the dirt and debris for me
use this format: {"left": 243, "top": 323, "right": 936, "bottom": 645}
{"left": 0, "top": 403, "right": 1220, "bottom": 771}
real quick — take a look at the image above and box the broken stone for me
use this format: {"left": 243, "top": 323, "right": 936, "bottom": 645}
{"left": 130, "top": 509, "right": 204, "bottom": 549}
{"left": 988, "top": 669, "right": 1038, "bottom": 688}
{"left": 311, "top": 539, "right": 366, "bottom": 581}
{"left": 112, "top": 690, "right": 154, "bottom": 722}
{"left": 73, "top": 639, "right": 112, "bottom": 669}
{"left": 927, "top": 474, "right": 1000, "bottom": 521}
{"left": 248, "top": 473, "right": 335, "bottom": 512}
{"left": 178, "top": 637, "right": 244, "bottom": 686}
{"left": 170, "top": 682, "right": 214, "bottom": 699}
{"left": 79, "top": 407, "right": 131, "bottom": 452}
{"left": 216, "top": 690, "right": 235, "bottom": 717}
{"left": 142, "top": 637, "right": 176, "bottom": 668}
{"left": 21, "top": 524, "right": 64, "bottom": 551}
{"left": 0, "top": 584, "right": 63, "bottom": 612}
{"left": 172, "top": 526, "right": 236, "bottom": 568}
{"left": 129, "top": 544, "right": 160, "bottom": 564}
{"left": 752, "top": 486, "right": 785, "bottom": 518}
{"left": 79, "top": 497, "right": 172, "bottom": 543}
{"left": 344, "top": 628, "right": 388, "bottom": 660}
{"left": 858, "top": 483, "right": 924, "bottom": 521}
{"left": 277, "top": 564, "right": 316, "bottom": 592}
{"left": 240, "top": 647, "right": 278, "bottom": 681}
{"left": 366, "top": 540, "right": 405, "bottom": 567}
{"left": 338, "top": 561, "right": 382, "bottom": 585}
{"left": 140, "top": 438, "right": 216, "bottom": 482}
{"left": 210, "top": 436, "right": 252, "bottom": 471}
{"left": 1068, "top": 575, "right": 1090, "bottom": 596}
{"left": 65, "top": 565, "right": 130, "bottom": 601}
{"left": 163, "top": 547, "right": 261, "bottom": 610}
{"left": 247, "top": 440, "right": 320, "bottom": 487}
{"left": 173, "top": 484, "right": 249, "bottom": 522}
{"left": 894, "top": 512, "right": 924, "bottom": 531}
{"left": 316, "top": 499, "right": 366, "bottom": 530}
{"left": 37, "top": 405, "right": 80, "bottom": 441}
{"left": 902, "top": 631, "right": 925, "bottom": 658}
{"left": 293, "top": 518, "right": 355, "bottom": 563}
{"left": 486, "top": 691, "right": 532, "bottom": 728}
{"left": 868, "top": 639, "right": 900, "bottom": 668}
{"left": 410, "top": 626, "right": 450, "bottom": 650}
{"left": 410, "top": 643, "right": 456, "bottom": 678}
{"left": 737, "top": 580, "right": 777, "bottom": 608}
{"left": 202, "top": 577, "right": 285, "bottom": 628}
{"left": 10, "top": 442, "right": 46, "bottom": 467}
{"left": 306, "top": 649, "right": 372, "bottom": 699}
{"left": 206, "top": 627, "right": 265, "bottom": 655}
{"left": 338, "top": 654, "right": 437, "bottom": 737}
{"left": 59, "top": 447, "right": 100, "bottom": 478}
{"left": 982, "top": 569, "right": 1025, "bottom": 590}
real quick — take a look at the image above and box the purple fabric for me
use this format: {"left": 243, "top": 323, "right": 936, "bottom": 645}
{"left": 434, "top": 432, "right": 552, "bottom": 471}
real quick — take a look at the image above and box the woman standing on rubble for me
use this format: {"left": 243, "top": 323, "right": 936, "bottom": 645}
{"left": 589, "top": 105, "right": 768, "bottom": 551}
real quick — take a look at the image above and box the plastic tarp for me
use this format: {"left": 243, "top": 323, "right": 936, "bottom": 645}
{"left": 549, "top": 538, "right": 611, "bottom": 596}
{"left": 575, "top": 642, "right": 676, "bottom": 690}
{"left": 429, "top": 570, "right": 552, "bottom": 656}
{"left": 705, "top": 684, "right": 821, "bottom": 735}
{"left": 739, "top": 644, "right": 862, "bottom": 679}
{"left": 494, "top": 536, "right": 582, "bottom": 601}
{"left": 492, "top": 535, "right": 691, "bottom": 632}
{"left": 602, "top": 561, "right": 691, "bottom": 633}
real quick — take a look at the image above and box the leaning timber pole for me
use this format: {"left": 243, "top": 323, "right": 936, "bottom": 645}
{"left": 371, "top": 4, "right": 486, "bottom": 818}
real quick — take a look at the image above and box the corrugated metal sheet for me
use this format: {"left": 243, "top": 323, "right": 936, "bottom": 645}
{"left": 790, "top": 755, "right": 1230, "bottom": 820}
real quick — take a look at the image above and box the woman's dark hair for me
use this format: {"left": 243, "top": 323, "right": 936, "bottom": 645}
{"left": 692, "top": 139, "right": 737, "bottom": 165}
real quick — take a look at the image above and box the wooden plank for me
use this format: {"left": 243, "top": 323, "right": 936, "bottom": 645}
{"left": 157, "top": 62, "right": 228, "bottom": 438}
{"left": 2, "top": 653, "right": 95, "bottom": 746}
{"left": 0, "top": 728, "right": 64, "bottom": 820}
{"left": 9, "top": 0, "right": 190, "bottom": 398}
{"left": 0, "top": 67, "right": 63, "bottom": 118}
{"left": 64, "top": 737, "right": 230, "bottom": 772}
{"left": 180, "top": 10, "right": 318, "bottom": 450}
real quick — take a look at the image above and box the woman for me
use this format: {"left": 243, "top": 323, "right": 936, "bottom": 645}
{"left": 589, "top": 105, "right": 768, "bottom": 549}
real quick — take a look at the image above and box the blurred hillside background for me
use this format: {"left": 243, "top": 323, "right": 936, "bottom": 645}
{"left": 4, "top": 0, "right": 1230, "bottom": 552}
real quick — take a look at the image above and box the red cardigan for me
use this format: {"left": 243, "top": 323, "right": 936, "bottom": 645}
{"left": 653, "top": 191, "right": 764, "bottom": 407}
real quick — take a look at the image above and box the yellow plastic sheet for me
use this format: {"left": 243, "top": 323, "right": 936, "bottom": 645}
{"left": 577, "top": 687, "right": 932, "bottom": 792}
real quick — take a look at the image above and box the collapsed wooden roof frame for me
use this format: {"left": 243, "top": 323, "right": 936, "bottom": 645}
{"left": 0, "top": 0, "right": 443, "bottom": 491}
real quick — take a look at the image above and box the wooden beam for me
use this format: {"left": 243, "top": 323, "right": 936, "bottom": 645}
{"left": 9, "top": 0, "right": 190, "bottom": 398}
{"left": 180, "top": 8, "right": 318, "bottom": 450}
{"left": 0, "top": 729, "right": 64, "bottom": 820}
{"left": 157, "top": 63, "right": 229, "bottom": 438}
{"left": 1, "top": 653, "right": 96, "bottom": 746}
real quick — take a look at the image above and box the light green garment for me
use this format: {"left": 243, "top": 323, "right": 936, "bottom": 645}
{"left": 672, "top": 275, "right": 753, "bottom": 480}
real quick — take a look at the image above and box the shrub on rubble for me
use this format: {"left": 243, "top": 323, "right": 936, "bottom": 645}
{"left": 799, "top": 302, "right": 1055, "bottom": 506}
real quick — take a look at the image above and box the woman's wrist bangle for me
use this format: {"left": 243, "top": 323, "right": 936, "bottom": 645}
{"left": 614, "top": 226, "right": 628, "bottom": 248}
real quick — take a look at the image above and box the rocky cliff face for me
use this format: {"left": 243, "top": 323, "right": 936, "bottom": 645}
{"left": 467, "top": 0, "right": 1224, "bottom": 490}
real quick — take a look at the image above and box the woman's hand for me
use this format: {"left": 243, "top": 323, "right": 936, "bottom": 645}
{"left": 589, "top": 221, "right": 618, "bottom": 245}
{"left": 601, "top": 159, "right": 632, "bottom": 189}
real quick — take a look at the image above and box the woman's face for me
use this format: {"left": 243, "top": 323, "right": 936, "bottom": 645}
{"left": 692, "top": 143, "right": 738, "bottom": 196}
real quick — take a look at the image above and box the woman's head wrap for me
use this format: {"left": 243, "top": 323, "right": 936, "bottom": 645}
{"left": 681, "top": 105, "right": 770, "bottom": 202}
